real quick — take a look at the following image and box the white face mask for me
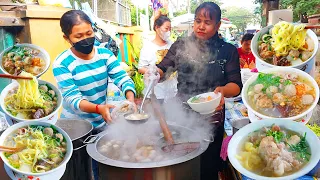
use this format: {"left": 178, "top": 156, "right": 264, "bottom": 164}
{"left": 160, "top": 30, "right": 171, "bottom": 42}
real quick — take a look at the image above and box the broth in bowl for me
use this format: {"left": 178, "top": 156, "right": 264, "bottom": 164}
{"left": 247, "top": 71, "right": 316, "bottom": 118}
{"left": 2, "top": 46, "right": 46, "bottom": 76}
{"left": 228, "top": 120, "right": 320, "bottom": 180}
{"left": 237, "top": 124, "right": 310, "bottom": 177}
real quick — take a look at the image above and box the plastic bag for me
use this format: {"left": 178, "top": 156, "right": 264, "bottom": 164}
{"left": 93, "top": 24, "right": 119, "bottom": 57}
{"left": 143, "top": 65, "right": 160, "bottom": 88}
{"left": 110, "top": 101, "right": 136, "bottom": 120}
{"left": 163, "top": 72, "right": 178, "bottom": 102}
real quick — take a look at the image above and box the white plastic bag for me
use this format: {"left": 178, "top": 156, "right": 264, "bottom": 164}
{"left": 163, "top": 72, "right": 178, "bottom": 102}
{"left": 143, "top": 65, "right": 160, "bottom": 88}
{"left": 110, "top": 101, "right": 136, "bottom": 120}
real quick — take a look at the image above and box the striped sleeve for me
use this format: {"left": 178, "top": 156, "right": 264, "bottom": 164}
{"left": 105, "top": 53, "right": 136, "bottom": 96}
{"left": 53, "top": 64, "right": 84, "bottom": 112}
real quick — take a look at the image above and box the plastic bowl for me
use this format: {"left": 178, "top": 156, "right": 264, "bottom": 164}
{"left": 228, "top": 119, "right": 320, "bottom": 180}
{"left": 187, "top": 92, "right": 221, "bottom": 114}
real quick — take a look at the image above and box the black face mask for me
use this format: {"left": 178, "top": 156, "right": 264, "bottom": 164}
{"left": 72, "top": 37, "right": 95, "bottom": 54}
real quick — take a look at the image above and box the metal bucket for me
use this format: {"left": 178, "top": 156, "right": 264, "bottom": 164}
{"left": 56, "top": 119, "right": 94, "bottom": 180}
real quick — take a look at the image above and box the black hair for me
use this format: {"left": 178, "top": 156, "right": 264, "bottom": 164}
{"left": 153, "top": 15, "right": 171, "bottom": 31}
{"left": 241, "top": 33, "right": 254, "bottom": 42}
{"left": 194, "top": 2, "right": 221, "bottom": 23}
{"left": 60, "top": 10, "right": 92, "bottom": 37}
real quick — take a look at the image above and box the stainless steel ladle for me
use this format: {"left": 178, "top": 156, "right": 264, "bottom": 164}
{"left": 124, "top": 81, "right": 155, "bottom": 124}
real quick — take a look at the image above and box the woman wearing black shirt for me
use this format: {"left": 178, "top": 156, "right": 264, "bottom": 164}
{"left": 157, "top": 2, "right": 242, "bottom": 180}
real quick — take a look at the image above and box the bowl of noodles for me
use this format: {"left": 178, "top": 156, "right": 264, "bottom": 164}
{"left": 252, "top": 22, "right": 318, "bottom": 72}
{"left": 0, "top": 72, "right": 62, "bottom": 124}
{"left": 242, "top": 67, "right": 319, "bottom": 123}
{"left": 228, "top": 119, "right": 320, "bottom": 180}
{"left": 0, "top": 121, "right": 73, "bottom": 177}
{"left": 0, "top": 43, "right": 50, "bottom": 78}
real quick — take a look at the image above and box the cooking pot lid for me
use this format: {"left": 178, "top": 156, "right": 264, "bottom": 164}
{"left": 56, "top": 119, "right": 93, "bottom": 141}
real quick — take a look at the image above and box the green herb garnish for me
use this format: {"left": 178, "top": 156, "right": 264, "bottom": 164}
{"left": 251, "top": 73, "right": 281, "bottom": 92}
{"left": 284, "top": 80, "right": 292, "bottom": 86}
{"left": 266, "top": 129, "right": 284, "bottom": 143}
{"left": 262, "top": 34, "right": 272, "bottom": 43}
{"left": 288, "top": 133, "right": 310, "bottom": 161}
{"left": 30, "top": 125, "right": 44, "bottom": 131}
{"left": 59, "top": 152, "right": 65, "bottom": 158}
{"left": 190, "top": 96, "right": 200, "bottom": 103}
{"left": 4, "top": 152, "right": 12, "bottom": 158}
{"left": 50, "top": 125, "right": 59, "bottom": 134}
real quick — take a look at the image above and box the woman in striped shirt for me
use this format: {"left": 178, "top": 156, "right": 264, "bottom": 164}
{"left": 53, "top": 10, "right": 136, "bottom": 130}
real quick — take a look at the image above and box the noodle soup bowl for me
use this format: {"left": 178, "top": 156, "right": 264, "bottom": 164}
{"left": 228, "top": 119, "right": 320, "bottom": 180}
{"left": 242, "top": 67, "right": 319, "bottom": 123}
{"left": 0, "top": 121, "right": 73, "bottom": 177}
{"left": 0, "top": 43, "right": 50, "bottom": 78}
{"left": 187, "top": 92, "right": 222, "bottom": 114}
{"left": 0, "top": 79, "right": 62, "bottom": 125}
{"left": 252, "top": 25, "right": 319, "bottom": 75}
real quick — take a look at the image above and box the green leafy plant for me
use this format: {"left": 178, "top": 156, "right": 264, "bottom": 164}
{"left": 131, "top": 72, "right": 144, "bottom": 98}
{"left": 124, "top": 36, "right": 145, "bottom": 98}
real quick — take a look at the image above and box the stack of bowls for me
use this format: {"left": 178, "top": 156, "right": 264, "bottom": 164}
{"left": 0, "top": 44, "right": 71, "bottom": 180}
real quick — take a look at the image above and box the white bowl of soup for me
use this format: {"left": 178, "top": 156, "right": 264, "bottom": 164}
{"left": 0, "top": 121, "right": 73, "bottom": 177}
{"left": 187, "top": 92, "right": 221, "bottom": 114}
{"left": 242, "top": 67, "right": 319, "bottom": 122}
{"left": 0, "top": 44, "right": 50, "bottom": 78}
{"left": 252, "top": 22, "right": 318, "bottom": 73}
{"left": 0, "top": 77, "right": 62, "bottom": 124}
{"left": 228, "top": 119, "right": 320, "bottom": 180}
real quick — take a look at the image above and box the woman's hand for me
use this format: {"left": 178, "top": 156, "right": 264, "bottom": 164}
{"left": 125, "top": 91, "right": 137, "bottom": 112}
{"left": 99, "top": 104, "right": 116, "bottom": 124}
{"left": 214, "top": 86, "right": 225, "bottom": 111}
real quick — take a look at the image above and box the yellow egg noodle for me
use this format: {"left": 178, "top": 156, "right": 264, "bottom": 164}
{"left": 4, "top": 71, "right": 45, "bottom": 115}
{"left": 271, "top": 21, "right": 307, "bottom": 56}
{"left": 6, "top": 126, "right": 64, "bottom": 173}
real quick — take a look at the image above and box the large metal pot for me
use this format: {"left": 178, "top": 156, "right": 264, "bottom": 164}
{"left": 56, "top": 119, "right": 94, "bottom": 180}
{"left": 86, "top": 121, "right": 210, "bottom": 180}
